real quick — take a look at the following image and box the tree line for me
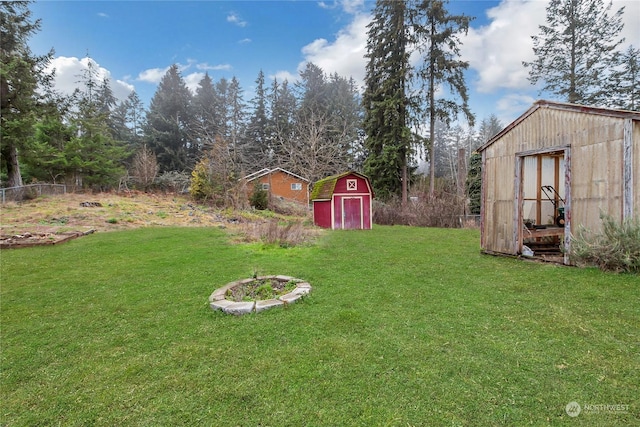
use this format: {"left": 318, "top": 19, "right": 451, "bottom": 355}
{"left": 2, "top": 0, "right": 638, "bottom": 209}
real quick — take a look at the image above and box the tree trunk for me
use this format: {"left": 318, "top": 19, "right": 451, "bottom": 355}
{"left": 2, "top": 143, "right": 23, "bottom": 188}
{"left": 401, "top": 152, "right": 407, "bottom": 207}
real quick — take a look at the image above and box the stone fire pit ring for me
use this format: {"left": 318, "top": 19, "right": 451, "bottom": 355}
{"left": 209, "top": 275, "right": 312, "bottom": 315}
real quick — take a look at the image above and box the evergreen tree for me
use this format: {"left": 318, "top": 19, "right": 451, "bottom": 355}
{"left": 227, "top": 76, "right": 246, "bottom": 171}
{"left": 0, "top": 1, "right": 53, "bottom": 187}
{"left": 297, "top": 62, "right": 328, "bottom": 115}
{"left": 245, "top": 70, "right": 270, "bottom": 169}
{"left": 609, "top": 46, "right": 639, "bottom": 111}
{"left": 144, "top": 64, "right": 193, "bottom": 172}
{"left": 110, "top": 101, "right": 130, "bottom": 147}
{"left": 192, "top": 72, "right": 220, "bottom": 152}
{"left": 524, "top": 0, "right": 625, "bottom": 105}
{"left": 123, "top": 90, "right": 146, "bottom": 150}
{"left": 24, "top": 98, "right": 73, "bottom": 183}
{"left": 363, "top": 0, "right": 412, "bottom": 202}
{"left": 65, "top": 61, "right": 128, "bottom": 189}
{"left": 264, "top": 78, "right": 295, "bottom": 174}
{"left": 215, "top": 77, "right": 229, "bottom": 140}
{"left": 465, "top": 152, "right": 482, "bottom": 215}
{"left": 413, "top": 0, "right": 474, "bottom": 198}
{"left": 475, "top": 114, "right": 502, "bottom": 149}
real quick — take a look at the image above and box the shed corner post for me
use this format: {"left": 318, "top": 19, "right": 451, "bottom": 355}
{"left": 563, "top": 147, "right": 572, "bottom": 265}
{"left": 623, "top": 118, "right": 634, "bottom": 220}
{"left": 513, "top": 155, "right": 524, "bottom": 255}
{"left": 480, "top": 150, "right": 487, "bottom": 249}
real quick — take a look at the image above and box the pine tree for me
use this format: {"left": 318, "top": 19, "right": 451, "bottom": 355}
{"left": 245, "top": 70, "right": 270, "bottom": 169}
{"left": 609, "top": 46, "right": 639, "bottom": 111}
{"left": 192, "top": 72, "right": 220, "bottom": 152}
{"left": 267, "top": 79, "right": 296, "bottom": 168}
{"left": 325, "top": 73, "right": 363, "bottom": 173}
{"left": 123, "top": 90, "right": 146, "bottom": 150}
{"left": 524, "top": 0, "right": 625, "bottom": 105}
{"left": 226, "top": 76, "right": 246, "bottom": 171}
{"left": 363, "top": 0, "right": 412, "bottom": 202}
{"left": 0, "top": 1, "right": 53, "bottom": 187}
{"left": 413, "top": 0, "right": 474, "bottom": 198}
{"left": 144, "top": 64, "right": 193, "bottom": 172}
{"left": 465, "top": 152, "right": 482, "bottom": 215}
{"left": 66, "top": 60, "right": 128, "bottom": 189}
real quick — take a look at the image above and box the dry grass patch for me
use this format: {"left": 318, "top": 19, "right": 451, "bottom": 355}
{"left": 235, "top": 219, "right": 323, "bottom": 247}
{"left": 0, "top": 192, "right": 229, "bottom": 236}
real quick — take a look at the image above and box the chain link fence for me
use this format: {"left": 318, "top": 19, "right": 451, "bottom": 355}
{"left": 0, "top": 184, "right": 67, "bottom": 203}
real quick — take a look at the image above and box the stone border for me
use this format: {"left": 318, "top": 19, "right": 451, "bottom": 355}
{"left": 209, "top": 275, "right": 312, "bottom": 315}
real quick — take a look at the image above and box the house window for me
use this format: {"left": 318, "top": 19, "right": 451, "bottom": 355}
{"left": 291, "top": 183, "right": 302, "bottom": 191}
{"left": 261, "top": 183, "right": 270, "bottom": 190}
{"left": 347, "top": 179, "right": 357, "bottom": 191}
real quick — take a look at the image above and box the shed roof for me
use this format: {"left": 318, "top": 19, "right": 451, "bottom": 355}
{"left": 243, "top": 167, "right": 309, "bottom": 183}
{"left": 479, "top": 100, "right": 640, "bottom": 152}
{"left": 311, "top": 171, "right": 371, "bottom": 200}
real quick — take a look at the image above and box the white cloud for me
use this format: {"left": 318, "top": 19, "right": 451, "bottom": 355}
{"left": 464, "top": 0, "right": 640, "bottom": 95}
{"left": 462, "top": 0, "right": 547, "bottom": 94}
{"left": 318, "top": 0, "right": 364, "bottom": 14}
{"left": 97, "top": 12, "right": 109, "bottom": 18}
{"left": 299, "top": 12, "right": 370, "bottom": 87}
{"left": 227, "top": 12, "right": 247, "bottom": 27}
{"left": 196, "top": 63, "right": 233, "bottom": 71}
{"left": 238, "top": 38, "right": 252, "bottom": 44}
{"left": 270, "top": 70, "right": 298, "bottom": 83}
{"left": 184, "top": 72, "right": 205, "bottom": 94}
{"left": 47, "top": 56, "right": 133, "bottom": 102}
{"left": 616, "top": 0, "right": 640, "bottom": 48}
{"left": 495, "top": 93, "right": 536, "bottom": 122}
{"left": 138, "top": 66, "right": 170, "bottom": 84}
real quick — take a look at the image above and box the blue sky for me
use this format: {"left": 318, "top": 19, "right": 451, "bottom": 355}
{"left": 29, "top": 0, "right": 640, "bottom": 126}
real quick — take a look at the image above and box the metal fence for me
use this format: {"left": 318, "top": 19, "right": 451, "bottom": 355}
{"left": 0, "top": 184, "right": 67, "bottom": 203}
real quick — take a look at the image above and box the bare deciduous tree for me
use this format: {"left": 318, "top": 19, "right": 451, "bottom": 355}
{"left": 132, "top": 145, "right": 158, "bottom": 190}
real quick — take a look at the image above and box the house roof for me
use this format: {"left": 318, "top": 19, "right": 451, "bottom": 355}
{"left": 478, "top": 100, "right": 640, "bottom": 152}
{"left": 243, "top": 167, "right": 309, "bottom": 183}
{"left": 310, "top": 171, "right": 371, "bottom": 200}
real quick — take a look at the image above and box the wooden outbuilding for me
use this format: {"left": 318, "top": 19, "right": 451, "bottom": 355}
{"left": 311, "top": 171, "right": 373, "bottom": 229}
{"left": 478, "top": 100, "right": 640, "bottom": 264}
{"left": 244, "top": 168, "right": 310, "bottom": 205}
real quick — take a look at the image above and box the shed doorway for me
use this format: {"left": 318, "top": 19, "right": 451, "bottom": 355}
{"left": 516, "top": 148, "right": 571, "bottom": 262}
{"left": 342, "top": 197, "right": 363, "bottom": 229}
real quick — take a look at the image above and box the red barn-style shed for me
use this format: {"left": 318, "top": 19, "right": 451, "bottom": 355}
{"left": 311, "top": 171, "right": 373, "bottom": 229}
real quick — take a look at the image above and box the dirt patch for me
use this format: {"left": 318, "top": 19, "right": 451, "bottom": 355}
{"left": 0, "top": 192, "right": 235, "bottom": 248}
{"left": 0, "top": 230, "right": 96, "bottom": 249}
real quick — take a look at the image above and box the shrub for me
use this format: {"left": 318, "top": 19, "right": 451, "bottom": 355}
{"left": 239, "top": 219, "right": 318, "bottom": 248}
{"left": 569, "top": 214, "right": 640, "bottom": 273}
{"left": 250, "top": 183, "right": 269, "bottom": 210}
{"left": 189, "top": 158, "right": 217, "bottom": 201}
{"left": 373, "top": 188, "right": 463, "bottom": 228}
{"left": 154, "top": 171, "right": 191, "bottom": 193}
{"left": 131, "top": 145, "right": 158, "bottom": 191}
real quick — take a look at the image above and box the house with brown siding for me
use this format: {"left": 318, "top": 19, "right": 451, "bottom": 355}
{"left": 478, "top": 100, "right": 640, "bottom": 264}
{"left": 244, "top": 168, "right": 310, "bottom": 205}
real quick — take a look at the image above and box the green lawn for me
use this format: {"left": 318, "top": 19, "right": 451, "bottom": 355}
{"left": 1, "top": 226, "right": 638, "bottom": 426}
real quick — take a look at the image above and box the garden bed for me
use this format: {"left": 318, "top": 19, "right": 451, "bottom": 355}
{"left": 209, "top": 275, "right": 312, "bottom": 315}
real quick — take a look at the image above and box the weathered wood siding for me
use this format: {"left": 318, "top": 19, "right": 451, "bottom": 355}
{"left": 632, "top": 120, "right": 640, "bottom": 216}
{"left": 481, "top": 104, "right": 639, "bottom": 257}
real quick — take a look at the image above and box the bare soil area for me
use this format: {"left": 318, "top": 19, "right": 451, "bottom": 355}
{"left": 0, "top": 192, "right": 233, "bottom": 248}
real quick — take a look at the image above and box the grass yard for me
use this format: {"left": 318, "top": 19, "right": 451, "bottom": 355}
{"left": 1, "top": 225, "right": 638, "bottom": 426}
